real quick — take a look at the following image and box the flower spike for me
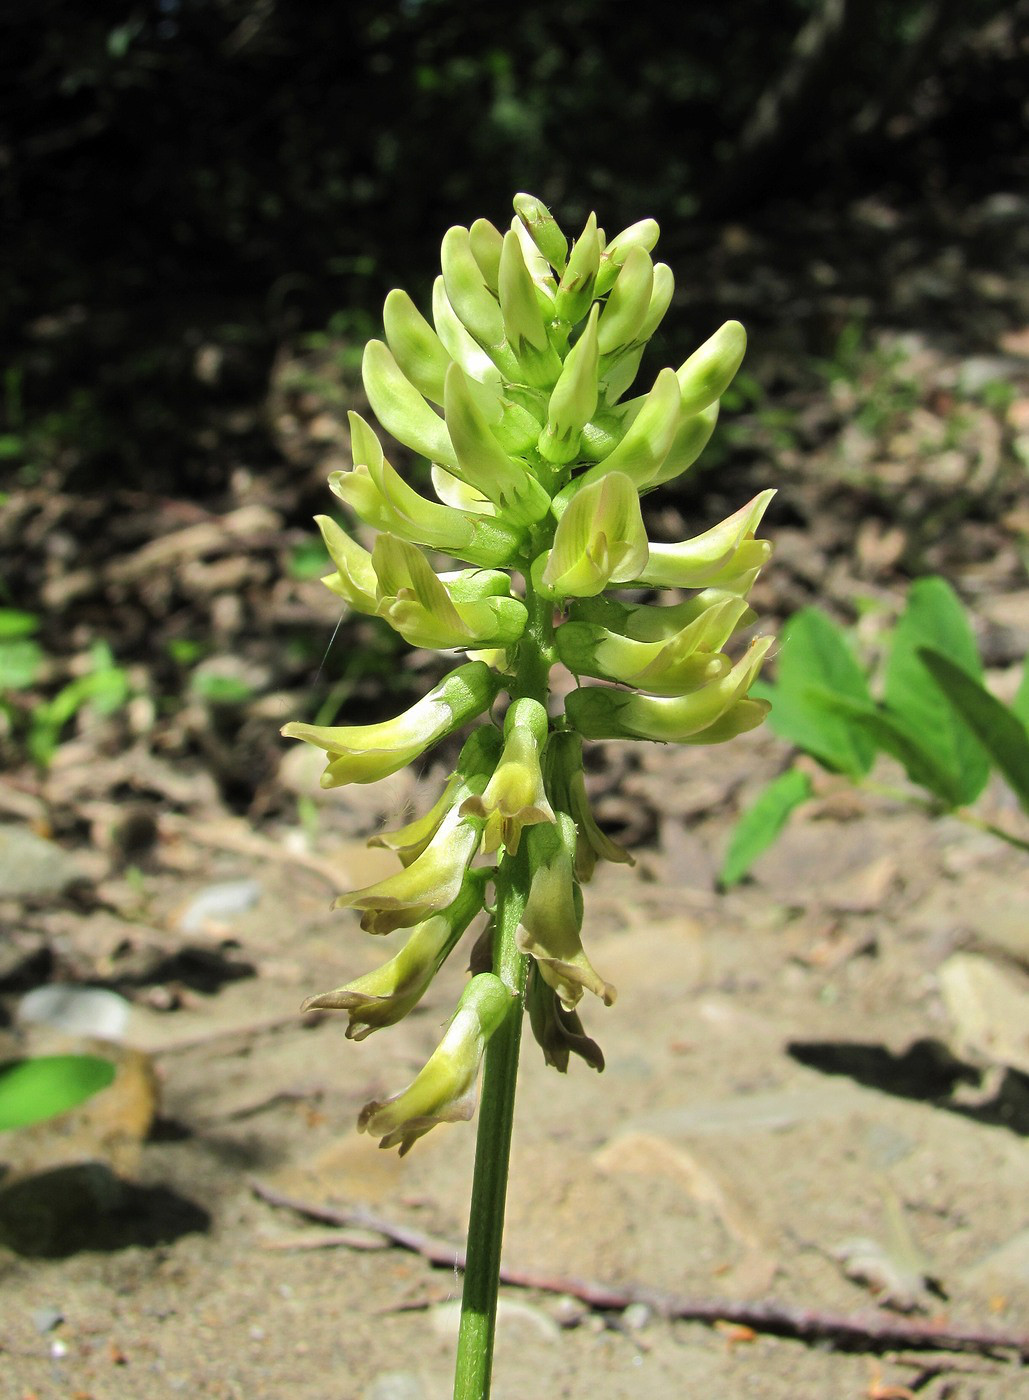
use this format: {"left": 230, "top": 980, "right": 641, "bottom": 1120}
{"left": 286, "top": 194, "right": 776, "bottom": 1193}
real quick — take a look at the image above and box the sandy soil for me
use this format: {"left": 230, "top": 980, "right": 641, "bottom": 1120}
{"left": 2, "top": 727, "right": 1027, "bottom": 1400}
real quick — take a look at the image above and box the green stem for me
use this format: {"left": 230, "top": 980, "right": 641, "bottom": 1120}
{"left": 857, "top": 778, "right": 1029, "bottom": 854}
{"left": 453, "top": 579, "right": 553, "bottom": 1400}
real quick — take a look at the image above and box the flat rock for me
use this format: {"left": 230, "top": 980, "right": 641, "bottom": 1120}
{"left": 938, "top": 951, "right": 1029, "bottom": 1074}
{"left": 0, "top": 825, "right": 87, "bottom": 899}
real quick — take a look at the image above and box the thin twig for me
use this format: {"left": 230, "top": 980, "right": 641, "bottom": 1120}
{"left": 248, "top": 1179, "right": 1029, "bottom": 1359}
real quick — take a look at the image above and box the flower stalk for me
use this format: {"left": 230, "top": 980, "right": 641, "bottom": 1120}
{"left": 282, "top": 194, "right": 776, "bottom": 1399}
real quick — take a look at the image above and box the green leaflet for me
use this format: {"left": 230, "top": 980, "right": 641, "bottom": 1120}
{"left": 883, "top": 577, "right": 989, "bottom": 806}
{"left": 719, "top": 768, "right": 813, "bottom": 888}
{"left": 919, "top": 648, "right": 1029, "bottom": 816}
{"left": 760, "top": 609, "right": 875, "bottom": 777}
{"left": 0, "top": 1054, "right": 116, "bottom": 1131}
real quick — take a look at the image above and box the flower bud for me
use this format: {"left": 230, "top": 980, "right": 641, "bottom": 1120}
{"left": 513, "top": 193, "right": 568, "bottom": 273}
{"left": 536, "top": 306, "right": 600, "bottom": 465}
{"left": 431, "top": 277, "right": 506, "bottom": 398}
{"left": 539, "top": 471, "right": 648, "bottom": 599}
{"left": 594, "top": 217, "right": 660, "bottom": 297}
{"left": 565, "top": 636, "right": 773, "bottom": 743}
{"left": 460, "top": 697, "right": 555, "bottom": 854}
{"left": 441, "top": 226, "right": 520, "bottom": 379}
{"left": 570, "top": 367, "right": 681, "bottom": 494}
{"left": 676, "top": 320, "right": 747, "bottom": 418}
{"left": 469, "top": 217, "right": 504, "bottom": 293}
{"left": 362, "top": 339, "right": 458, "bottom": 469}
{"left": 382, "top": 288, "right": 452, "bottom": 405}
{"left": 554, "top": 212, "right": 601, "bottom": 324}
{"left": 444, "top": 363, "right": 551, "bottom": 526}
{"left": 598, "top": 262, "right": 675, "bottom": 402}
{"left": 281, "top": 661, "right": 499, "bottom": 788}
{"left": 597, "top": 246, "right": 655, "bottom": 356}
{"left": 499, "top": 231, "right": 562, "bottom": 389}
{"left": 358, "top": 972, "right": 512, "bottom": 1154}
{"left": 515, "top": 816, "right": 616, "bottom": 1009}
{"left": 638, "top": 490, "right": 775, "bottom": 589}
{"left": 644, "top": 401, "right": 720, "bottom": 492}
{"left": 302, "top": 872, "right": 488, "bottom": 1039}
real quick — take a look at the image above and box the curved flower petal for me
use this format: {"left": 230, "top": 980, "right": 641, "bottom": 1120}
{"left": 370, "top": 727, "right": 501, "bottom": 866}
{"left": 301, "top": 873, "right": 487, "bottom": 1040}
{"left": 565, "top": 638, "right": 773, "bottom": 743}
{"left": 538, "top": 471, "right": 648, "bottom": 599}
{"left": 636, "top": 490, "right": 775, "bottom": 589}
{"left": 281, "top": 661, "right": 499, "bottom": 788}
{"left": 358, "top": 972, "right": 512, "bottom": 1154}
{"left": 337, "top": 800, "right": 485, "bottom": 935}
{"left": 526, "top": 966, "right": 605, "bottom": 1073}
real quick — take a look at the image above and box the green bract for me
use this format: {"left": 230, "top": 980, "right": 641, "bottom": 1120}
{"left": 283, "top": 194, "right": 775, "bottom": 1155}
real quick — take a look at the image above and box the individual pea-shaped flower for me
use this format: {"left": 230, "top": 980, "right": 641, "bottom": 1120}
{"left": 566, "top": 636, "right": 774, "bottom": 745}
{"left": 302, "top": 873, "right": 487, "bottom": 1040}
{"left": 515, "top": 814, "right": 616, "bottom": 1010}
{"left": 370, "top": 727, "right": 502, "bottom": 867}
{"left": 281, "top": 661, "right": 499, "bottom": 787}
{"left": 358, "top": 972, "right": 512, "bottom": 1155}
{"left": 338, "top": 792, "right": 486, "bottom": 935}
{"left": 459, "top": 697, "right": 555, "bottom": 855}
{"left": 370, "top": 534, "right": 527, "bottom": 651}
{"left": 536, "top": 471, "right": 648, "bottom": 600}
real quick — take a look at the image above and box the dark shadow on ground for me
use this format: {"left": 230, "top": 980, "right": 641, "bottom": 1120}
{"left": 787, "top": 1038, "right": 1029, "bottom": 1137}
{"left": 0, "top": 1163, "right": 210, "bottom": 1258}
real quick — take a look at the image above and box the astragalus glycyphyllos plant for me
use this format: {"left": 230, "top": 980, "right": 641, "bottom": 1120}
{"left": 282, "top": 193, "right": 775, "bottom": 1398}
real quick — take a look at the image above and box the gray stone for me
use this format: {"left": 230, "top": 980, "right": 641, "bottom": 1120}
{"left": 0, "top": 825, "right": 86, "bottom": 899}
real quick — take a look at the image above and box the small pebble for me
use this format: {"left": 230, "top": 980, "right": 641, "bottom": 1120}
{"left": 178, "top": 879, "right": 261, "bottom": 933}
{"left": 622, "top": 1302, "right": 653, "bottom": 1331}
{"left": 363, "top": 1373, "right": 425, "bottom": 1400}
{"left": 31, "top": 1306, "right": 63, "bottom": 1334}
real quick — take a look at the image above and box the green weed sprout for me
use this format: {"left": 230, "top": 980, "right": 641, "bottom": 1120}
{"left": 283, "top": 194, "right": 775, "bottom": 1397}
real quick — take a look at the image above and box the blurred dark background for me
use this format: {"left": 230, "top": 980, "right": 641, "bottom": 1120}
{"left": 3, "top": 0, "right": 1024, "bottom": 488}
{"left": 1, "top": 0, "right": 1026, "bottom": 811}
